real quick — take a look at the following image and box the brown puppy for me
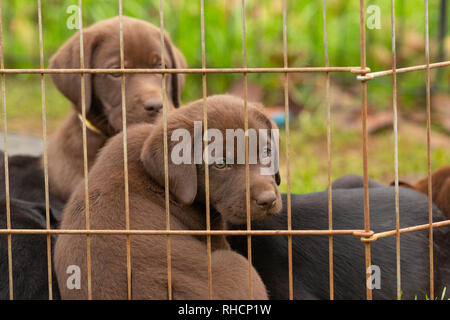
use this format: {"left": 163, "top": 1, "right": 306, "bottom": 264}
{"left": 393, "top": 165, "right": 450, "bottom": 219}
{"left": 47, "top": 16, "right": 186, "bottom": 201}
{"left": 54, "top": 95, "right": 281, "bottom": 299}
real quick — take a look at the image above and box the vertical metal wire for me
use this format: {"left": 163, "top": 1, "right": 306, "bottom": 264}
{"left": 118, "top": 0, "right": 132, "bottom": 300}
{"left": 159, "top": 0, "right": 173, "bottom": 300}
{"left": 77, "top": 0, "right": 92, "bottom": 300}
{"left": 241, "top": 0, "right": 253, "bottom": 300}
{"left": 200, "top": 0, "right": 213, "bottom": 299}
{"left": 37, "top": 0, "right": 53, "bottom": 300}
{"left": 390, "top": 0, "right": 402, "bottom": 299}
{"left": 322, "top": 0, "right": 334, "bottom": 300}
{"left": 424, "top": 0, "right": 434, "bottom": 300}
{"left": 359, "top": 0, "right": 373, "bottom": 300}
{"left": 282, "top": 0, "right": 293, "bottom": 301}
{"left": 0, "top": 0, "right": 13, "bottom": 301}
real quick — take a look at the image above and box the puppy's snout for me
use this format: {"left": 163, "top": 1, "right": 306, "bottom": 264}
{"left": 143, "top": 98, "right": 163, "bottom": 114}
{"left": 255, "top": 191, "right": 277, "bottom": 210}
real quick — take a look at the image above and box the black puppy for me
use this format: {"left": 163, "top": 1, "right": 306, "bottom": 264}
{"left": 331, "top": 174, "right": 385, "bottom": 189}
{"left": 229, "top": 187, "right": 449, "bottom": 300}
{"left": 0, "top": 152, "right": 64, "bottom": 215}
{"left": 0, "top": 152, "right": 63, "bottom": 299}
{"left": 0, "top": 197, "right": 60, "bottom": 299}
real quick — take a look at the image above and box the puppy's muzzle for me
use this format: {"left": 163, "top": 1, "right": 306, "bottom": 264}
{"left": 255, "top": 190, "right": 277, "bottom": 210}
{"left": 143, "top": 97, "right": 163, "bottom": 115}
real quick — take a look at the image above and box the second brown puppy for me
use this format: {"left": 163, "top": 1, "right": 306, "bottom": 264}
{"left": 54, "top": 95, "right": 281, "bottom": 299}
{"left": 48, "top": 16, "right": 186, "bottom": 201}
{"left": 394, "top": 165, "right": 450, "bottom": 219}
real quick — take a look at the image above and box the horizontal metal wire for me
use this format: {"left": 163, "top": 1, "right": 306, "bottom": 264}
{"left": 358, "top": 60, "right": 450, "bottom": 80}
{"left": 361, "top": 220, "right": 450, "bottom": 242}
{"left": 0, "top": 67, "right": 369, "bottom": 74}
{"left": 1, "top": 219, "right": 449, "bottom": 237}
{"left": 0, "top": 228, "right": 371, "bottom": 236}
{"left": 0, "top": 61, "right": 445, "bottom": 78}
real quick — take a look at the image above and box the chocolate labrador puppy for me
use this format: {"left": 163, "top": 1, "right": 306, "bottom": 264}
{"left": 1, "top": 17, "right": 186, "bottom": 205}
{"left": 393, "top": 165, "right": 450, "bottom": 220}
{"left": 47, "top": 16, "right": 186, "bottom": 201}
{"left": 229, "top": 188, "right": 450, "bottom": 300}
{"left": 54, "top": 95, "right": 281, "bottom": 299}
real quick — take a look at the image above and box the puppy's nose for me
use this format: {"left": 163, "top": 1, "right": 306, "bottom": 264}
{"left": 143, "top": 98, "right": 163, "bottom": 114}
{"left": 255, "top": 191, "right": 277, "bottom": 210}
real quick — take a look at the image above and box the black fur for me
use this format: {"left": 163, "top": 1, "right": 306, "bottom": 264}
{"left": 0, "top": 197, "right": 60, "bottom": 299}
{"left": 331, "top": 174, "right": 385, "bottom": 189}
{"left": 229, "top": 187, "right": 450, "bottom": 300}
{"left": 0, "top": 152, "right": 64, "bottom": 215}
{"left": 0, "top": 152, "right": 63, "bottom": 299}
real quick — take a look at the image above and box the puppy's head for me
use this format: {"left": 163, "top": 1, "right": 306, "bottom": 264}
{"left": 140, "top": 95, "right": 282, "bottom": 224}
{"left": 50, "top": 16, "right": 187, "bottom": 136}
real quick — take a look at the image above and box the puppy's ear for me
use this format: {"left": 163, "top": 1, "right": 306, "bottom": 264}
{"left": 140, "top": 117, "right": 197, "bottom": 205}
{"left": 49, "top": 30, "right": 98, "bottom": 113}
{"left": 436, "top": 178, "right": 450, "bottom": 219}
{"left": 391, "top": 179, "right": 416, "bottom": 189}
{"left": 165, "top": 34, "right": 187, "bottom": 108}
{"left": 275, "top": 172, "right": 281, "bottom": 186}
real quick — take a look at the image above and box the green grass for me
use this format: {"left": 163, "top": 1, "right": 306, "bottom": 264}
{"left": 3, "top": 75, "right": 69, "bottom": 134}
{"left": 411, "top": 287, "right": 450, "bottom": 300}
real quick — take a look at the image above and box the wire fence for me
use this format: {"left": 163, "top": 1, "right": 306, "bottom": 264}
{"left": 1, "top": 0, "right": 450, "bottom": 300}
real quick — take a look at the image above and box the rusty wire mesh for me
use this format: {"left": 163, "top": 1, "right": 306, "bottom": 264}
{"left": 0, "top": 0, "right": 449, "bottom": 301}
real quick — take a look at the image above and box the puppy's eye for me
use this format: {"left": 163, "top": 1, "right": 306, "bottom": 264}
{"left": 156, "top": 62, "right": 169, "bottom": 69}
{"left": 214, "top": 159, "right": 228, "bottom": 169}
{"left": 109, "top": 72, "right": 122, "bottom": 78}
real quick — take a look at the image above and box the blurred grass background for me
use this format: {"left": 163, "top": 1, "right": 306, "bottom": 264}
{"left": 1, "top": 0, "right": 449, "bottom": 194}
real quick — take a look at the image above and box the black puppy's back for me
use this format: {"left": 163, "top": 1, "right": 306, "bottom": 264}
{"left": 0, "top": 197, "right": 60, "bottom": 299}
{"left": 0, "top": 152, "right": 63, "bottom": 299}
{"left": 229, "top": 187, "right": 449, "bottom": 300}
{"left": 0, "top": 152, "right": 64, "bottom": 216}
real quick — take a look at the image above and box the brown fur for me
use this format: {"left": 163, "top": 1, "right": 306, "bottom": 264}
{"left": 54, "top": 95, "right": 282, "bottom": 299}
{"left": 46, "top": 16, "right": 187, "bottom": 201}
{"left": 393, "top": 165, "right": 450, "bottom": 219}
